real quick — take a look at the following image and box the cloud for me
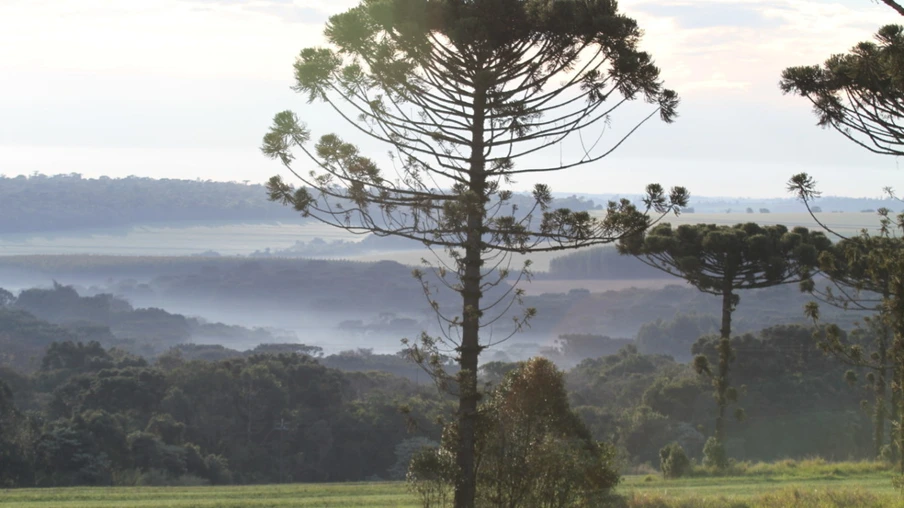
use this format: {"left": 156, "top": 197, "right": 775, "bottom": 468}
{"left": 633, "top": 2, "right": 777, "bottom": 29}
{"left": 180, "top": 0, "right": 351, "bottom": 23}
{"left": 623, "top": 0, "right": 894, "bottom": 99}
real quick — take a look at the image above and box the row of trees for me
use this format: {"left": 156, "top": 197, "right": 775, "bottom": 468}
{"left": 0, "top": 174, "right": 302, "bottom": 234}
{"left": 0, "top": 340, "right": 449, "bottom": 487}
{"left": 0, "top": 322, "right": 876, "bottom": 490}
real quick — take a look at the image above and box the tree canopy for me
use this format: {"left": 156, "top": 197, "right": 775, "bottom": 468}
{"left": 619, "top": 222, "right": 829, "bottom": 454}
{"left": 780, "top": 24, "right": 904, "bottom": 156}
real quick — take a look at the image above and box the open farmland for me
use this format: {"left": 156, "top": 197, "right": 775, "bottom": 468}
{"left": 0, "top": 212, "right": 883, "bottom": 267}
{"left": 0, "top": 221, "right": 359, "bottom": 257}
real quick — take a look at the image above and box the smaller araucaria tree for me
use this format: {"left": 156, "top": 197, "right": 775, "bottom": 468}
{"left": 619, "top": 222, "right": 830, "bottom": 451}
{"left": 790, "top": 173, "right": 904, "bottom": 466}
{"left": 802, "top": 233, "right": 900, "bottom": 459}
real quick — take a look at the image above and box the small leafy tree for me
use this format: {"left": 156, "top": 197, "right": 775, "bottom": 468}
{"left": 702, "top": 436, "right": 727, "bottom": 470}
{"left": 619, "top": 222, "right": 829, "bottom": 454}
{"left": 408, "top": 446, "right": 456, "bottom": 508}
{"left": 0, "top": 288, "right": 14, "bottom": 308}
{"left": 409, "top": 358, "right": 620, "bottom": 507}
{"left": 261, "top": 0, "right": 686, "bottom": 504}
{"left": 659, "top": 442, "right": 690, "bottom": 479}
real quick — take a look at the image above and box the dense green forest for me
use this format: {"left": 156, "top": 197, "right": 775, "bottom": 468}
{"left": 0, "top": 280, "right": 885, "bottom": 488}
{"left": 0, "top": 310, "right": 876, "bottom": 488}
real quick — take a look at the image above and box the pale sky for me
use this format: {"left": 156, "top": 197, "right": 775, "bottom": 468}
{"left": 0, "top": 0, "right": 901, "bottom": 198}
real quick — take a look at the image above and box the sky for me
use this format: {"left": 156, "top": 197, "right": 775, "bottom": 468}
{"left": 0, "top": 0, "right": 901, "bottom": 198}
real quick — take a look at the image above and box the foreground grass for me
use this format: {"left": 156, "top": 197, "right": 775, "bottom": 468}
{"left": 620, "top": 459, "right": 900, "bottom": 507}
{"left": 1, "top": 460, "right": 900, "bottom": 507}
{"left": 0, "top": 483, "right": 419, "bottom": 508}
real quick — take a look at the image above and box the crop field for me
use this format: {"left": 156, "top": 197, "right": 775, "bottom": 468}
{"left": 0, "top": 221, "right": 358, "bottom": 257}
{"left": 0, "top": 212, "right": 890, "bottom": 279}
{"left": 1, "top": 462, "right": 899, "bottom": 508}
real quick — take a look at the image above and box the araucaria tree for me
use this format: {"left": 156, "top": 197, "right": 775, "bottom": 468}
{"left": 780, "top": 22, "right": 904, "bottom": 156}
{"left": 618, "top": 223, "right": 828, "bottom": 455}
{"left": 780, "top": 0, "right": 904, "bottom": 469}
{"left": 799, "top": 226, "right": 899, "bottom": 459}
{"left": 260, "top": 0, "right": 686, "bottom": 505}
{"left": 789, "top": 174, "right": 904, "bottom": 467}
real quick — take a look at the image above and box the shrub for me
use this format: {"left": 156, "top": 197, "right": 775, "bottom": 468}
{"left": 702, "top": 437, "right": 728, "bottom": 470}
{"left": 659, "top": 442, "right": 690, "bottom": 478}
{"left": 406, "top": 447, "right": 454, "bottom": 508}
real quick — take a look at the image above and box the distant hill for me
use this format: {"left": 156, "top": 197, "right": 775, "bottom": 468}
{"left": 573, "top": 192, "right": 902, "bottom": 214}
{"left": 1, "top": 174, "right": 604, "bottom": 235}
{"left": 0, "top": 173, "right": 300, "bottom": 234}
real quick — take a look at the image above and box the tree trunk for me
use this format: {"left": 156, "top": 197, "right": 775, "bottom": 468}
{"left": 897, "top": 363, "right": 904, "bottom": 473}
{"left": 454, "top": 81, "right": 488, "bottom": 508}
{"left": 715, "top": 287, "right": 733, "bottom": 444}
{"left": 876, "top": 321, "right": 889, "bottom": 458}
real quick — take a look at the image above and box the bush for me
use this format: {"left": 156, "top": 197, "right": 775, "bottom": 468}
{"left": 659, "top": 442, "right": 690, "bottom": 478}
{"left": 702, "top": 437, "right": 728, "bottom": 470}
{"left": 406, "top": 447, "right": 454, "bottom": 508}
{"left": 204, "top": 454, "right": 232, "bottom": 485}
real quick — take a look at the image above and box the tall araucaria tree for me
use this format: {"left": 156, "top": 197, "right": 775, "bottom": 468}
{"left": 260, "top": 0, "right": 687, "bottom": 505}
{"left": 618, "top": 223, "right": 828, "bottom": 457}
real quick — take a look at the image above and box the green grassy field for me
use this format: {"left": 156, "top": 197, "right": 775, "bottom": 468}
{"left": 2, "top": 462, "right": 900, "bottom": 508}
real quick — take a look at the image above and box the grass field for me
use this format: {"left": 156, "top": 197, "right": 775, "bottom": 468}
{"left": 2, "top": 461, "right": 900, "bottom": 507}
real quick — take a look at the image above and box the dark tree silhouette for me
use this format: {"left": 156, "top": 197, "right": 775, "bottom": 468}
{"left": 619, "top": 222, "right": 828, "bottom": 454}
{"left": 780, "top": 23, "right": 904, "bottom": 156}
{"left": 260, "top": 0, "right": 686, "bottom": 504}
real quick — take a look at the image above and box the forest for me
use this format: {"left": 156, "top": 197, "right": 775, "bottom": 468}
{"left": 0, "top": 285, "right": 878, "bottom": 488}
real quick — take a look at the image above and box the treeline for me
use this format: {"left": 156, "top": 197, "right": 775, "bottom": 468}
{"left": 0, "top": 174, "right": 603, "bottom": 235}
{"left": 0, "top": 256, "right": 446, "bottom": 318}
{"left": 0, "top": 174, "right": 300, "bottom": 234}
{"left": 0, "top": 342, "right": 448, "bottom": 487}
{"left": 0, "top": 286, "right": 882, "bottom": 486}
{"left": 0, "top": 324, "right": 876, "bottom": 488}
{"left": 566, "top": 326, "right": 871, "bottom": 466}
